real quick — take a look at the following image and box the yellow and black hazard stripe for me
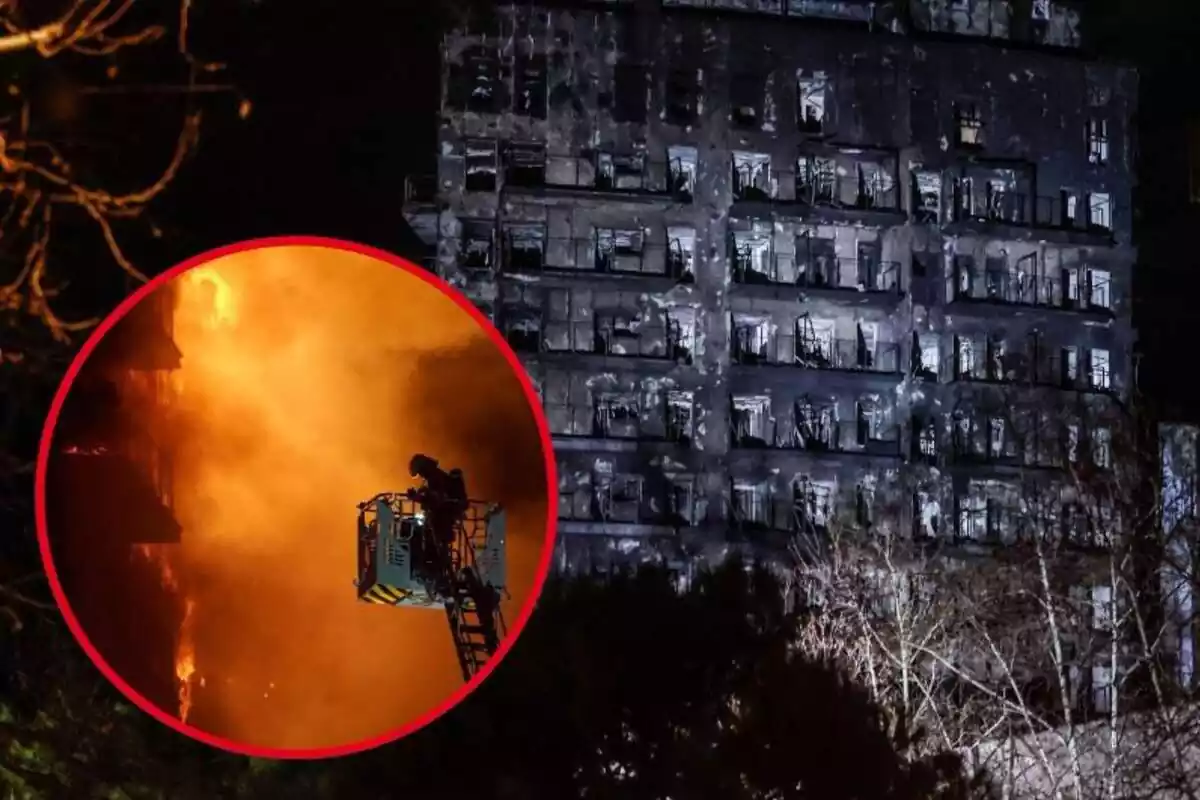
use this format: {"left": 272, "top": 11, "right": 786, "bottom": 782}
{"left": 361, "top": 584, "right": 408, "bottom": 605}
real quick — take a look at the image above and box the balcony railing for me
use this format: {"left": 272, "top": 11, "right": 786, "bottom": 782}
{"left": 794, "top": 174, "right": 900, "bottom": 212}
{"left": 504, "top": 318, "right": 695, "bottom": 363}
{"left": 559, "top": 488, "right": 698, "bottom": 528}
{"left": 948, "top": 191, "right": 1114, "bottom": 235}
{"left": 730, "top": 415, "right": 901, "bottom": 454}
{"left": 503, "top": 150, "right": 695, "bottom": 201}
{"left": 731, "top": 331, "right": 902, "bottom": 374}
{"left": 546, "top": 401, "right": 693, "bottom": 444}
{"left": 946, "top": 350, "right": 1113, "bottom": 393}
{"left": 952, "top": 190, "right": 1031, "bottom": 226}
{"left": 728, "top": 488, "right": 837, "bottom": 535}
{"left": 501, "top": 234, "right": 694, "bottom": 280}
{"left": 731, "top": 250, "right": 901, "bottom": 294}
{"left": 952, "top": 269, "right": 1113, "bottom": 314}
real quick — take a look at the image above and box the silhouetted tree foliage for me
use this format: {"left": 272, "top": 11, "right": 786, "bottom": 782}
{"left": 325, "top": 560, "right": 986, "bottom": 800}
{"left": 0, "top": 560, "right": 988, "bottom": 798}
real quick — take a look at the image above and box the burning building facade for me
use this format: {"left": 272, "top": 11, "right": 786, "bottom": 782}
{"left": 47, "top": 281, "right": 189, "bottom": 716}
{"left": 404, "top": 0, "right": 1137, "bottom": 580}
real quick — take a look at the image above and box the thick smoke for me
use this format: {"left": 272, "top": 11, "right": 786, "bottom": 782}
{"left": 153, "top": 245, "right": 550, "bottom": 750}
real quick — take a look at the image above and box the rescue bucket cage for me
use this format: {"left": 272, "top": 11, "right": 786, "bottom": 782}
{"left": 355, "top": 491, "right": 507, "bottom": 607}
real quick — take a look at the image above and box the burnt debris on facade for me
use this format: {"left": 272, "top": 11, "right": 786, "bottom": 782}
{"left": 403, "top": 0, "right": 1136, "bottom": 579}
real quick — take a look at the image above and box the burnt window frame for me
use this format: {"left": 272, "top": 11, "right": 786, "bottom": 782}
{"left": 504, "top": 142, "right": 547, "bottom": 188}
{"left": 1086, "top": 118, "right": 1109, "bottom": 166}
{"left": 954, "top": 102, "right": 985, "bottom": 149}
{"left": 459, "top": 219, "right": 497, "bottom": 272}
{"left": 502, "top": 222, "right": 548, "bottom": 273}
{"left": 612, "top": 62, "right": 648, "bottom": 124}
{"left": 448, "top": 46, "right": 504, "bottom": 114}
{"left": 665, "top": 68, "right": 699, "bottom": 126}
{"left": 513, "top": 53, "right": 549, "bottom": 119}
{"left": 795, "top": 72, "right": 827, "bottom": 135}
{"left": 464, "top": 139, "right": 499, "bottom": 193}
{"left": 729, "top": 71, "right": 765, "bottom": 130}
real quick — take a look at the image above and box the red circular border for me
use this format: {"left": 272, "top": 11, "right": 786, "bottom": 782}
{"left": 32, "top": 236, "right": 559, "bottom": 760}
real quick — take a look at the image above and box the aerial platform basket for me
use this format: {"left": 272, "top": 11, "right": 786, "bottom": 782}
{"left": 355, "top": 491, "right": 507, "bottom": 609}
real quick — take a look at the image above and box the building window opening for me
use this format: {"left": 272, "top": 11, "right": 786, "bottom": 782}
{"left": 1087, "top": 192, "right": 1112, "bottom": 230}
{"left": 912, "top": 171, "right": 941, "bottom": 223}
{"left": 732, "top": 151, "right": 772, "bottom": 201}
{"left": 732, "top": 480, "right": 770, "bottom": 526}
{"left": 596, "top": 152, "right": 646, "bottom": 192}
{"left": 665, "top": 68, "right": 699, "bottom": 126}
{"left": 1087, "top": 118, "right": 1109, "bottom": 165}
{"left": 595, "top": 228, "right": 645, "bottom": 273}
{"left": 796, "top": 71, "right": 826, "bottom": 134}
{"left": 1087, "top": 268, "right": 1111, "bottom": 310}
{"left": 460, "top": 220, "right": 495, "bottom": 272}
{"left": 667, "top": 226, "right": 696, "bottom": 282}
{"left": 594, "top": 393, "right": 640, "bottom": 439}
{"left": 732, "top": 315, "right": 772, "bottom": 364}
{"left": 464, "top": 140, "right": 498, "bottom": 192}
{"left": 731, "top": 395, "right": 772, "bottom": 448}
{"left": 955, "top": 103, "right": 984, "bottom": 148}
{"left": 1088, "top": 348, "right": 1111, "bottom": 390}
{"left": 504, "top": 143, "right": 546, "bottom": 187}
{"left": 797, "top": 154, "right": 836, "bottom": 204}
{"left": 666, "top": 391, "right": 694, "bottom": 444}
{"left": 503, "top": 224, "right": 546, "bottom": 272}
{"left": 668, "top": 145, "right": 698, "bottom": 200}
{"left": 731, "top": 228, "right": 773, "bottom": 283}
{"left": 730, "top": 72, "right": 764, "bottom": 129}
{"left": 514, "top": 54, "right": 548, "bottom": 119}
{"left": 613, "top": 63, "right": 647, "bottom": 123}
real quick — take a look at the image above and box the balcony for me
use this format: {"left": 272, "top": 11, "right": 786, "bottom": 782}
{"left": 502, "top": 232, "right": 694, "bottom": 282}
{"left": 731, "top": 330, "right": 902, "bottom": 375}
{"left": 559, "top": 483, "right": 699, "bottom": 532}
{"left": 951, "top": 268, "right": 1113, "bottom": 316}
{"left": 731, "top": 249, "right": 902, "bottom": 295}
{"left": 948, "top": 189, "right": 1116, "bottom": 240}
{"left": 951, "top": 189, "right": 1031, "bottom": 226}
{"left": 504, "top": 317, "right": 695, "bottom": 365}
{"left": 728, "top": 484, "right": 837, "bottom": 538}
{"left": 730, "top": 414, "right": 901, "bottom": 457}
{"left": 546, "top": 400, "right": 693, "bottom": 446}
{"left": 793, "top": 173, "right": 900, "bottom": 213}
{"left": 946, "top": 349, "right": 1114, "bottom": 394}
{"left": 502, "top": 147, "right": 696, "bottom": 203}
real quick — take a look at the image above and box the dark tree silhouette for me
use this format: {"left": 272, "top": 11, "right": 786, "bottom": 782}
{"left": 327, "top": 560, "right": 988, "bottom": 800}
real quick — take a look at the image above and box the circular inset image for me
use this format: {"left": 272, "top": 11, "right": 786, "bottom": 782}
{"left": 35, "top": 237, "right": 557, "bottom": 758}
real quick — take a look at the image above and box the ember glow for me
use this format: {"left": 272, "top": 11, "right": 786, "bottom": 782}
{"left": 176, "top": 597, "right": 197, "bottom": 723}
{"left": 133, "top": 543, "right": 191, "bottom": 719}
{"left": 128, "top": 244, "right": 548, "bottom": 750}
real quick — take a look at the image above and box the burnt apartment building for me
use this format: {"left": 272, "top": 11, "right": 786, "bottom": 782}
{"left": 403, "top": 0, "right": 1136, "bottom": 577}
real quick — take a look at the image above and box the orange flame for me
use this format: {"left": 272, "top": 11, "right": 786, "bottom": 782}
{"left": 182, "top": 267, "right": 236, "bottom": 329}
{"left": 132, "top": 543, "right": 193, "bottom": 720}
{"left": 176, "top": 597, "right": 197, "bottom": 723}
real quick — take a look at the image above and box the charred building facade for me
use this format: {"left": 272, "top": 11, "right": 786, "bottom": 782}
{"left": 47, "top": 282, "right": 184, "bottom": 712}
{"left": 404, "top": 0, "right": 1136, "bottom": 577}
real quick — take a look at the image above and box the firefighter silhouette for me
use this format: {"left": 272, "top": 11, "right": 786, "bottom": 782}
{"left": 408, "top": 454, "right": 470, "bottom": 583}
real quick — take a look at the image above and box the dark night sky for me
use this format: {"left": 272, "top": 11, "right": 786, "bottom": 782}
{"left": 157, "top": 0, "right": 439, "bottom": 260}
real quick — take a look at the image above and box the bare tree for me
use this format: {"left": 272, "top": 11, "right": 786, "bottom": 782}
{"left": 0, "top": 0, "right": 238, "bottom": 343}
{"left": 788, "top": 390, "right": 1200, "bottom": 799}
{"left": 0, "top": 1, "right": 239, "bottom": 632}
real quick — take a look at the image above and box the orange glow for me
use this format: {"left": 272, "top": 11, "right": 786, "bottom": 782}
{"left": 137, "top": 245, "right": 547, "bottom": 750}
{"left": 177, "top": 597, "right": 197, "bottom": 723}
